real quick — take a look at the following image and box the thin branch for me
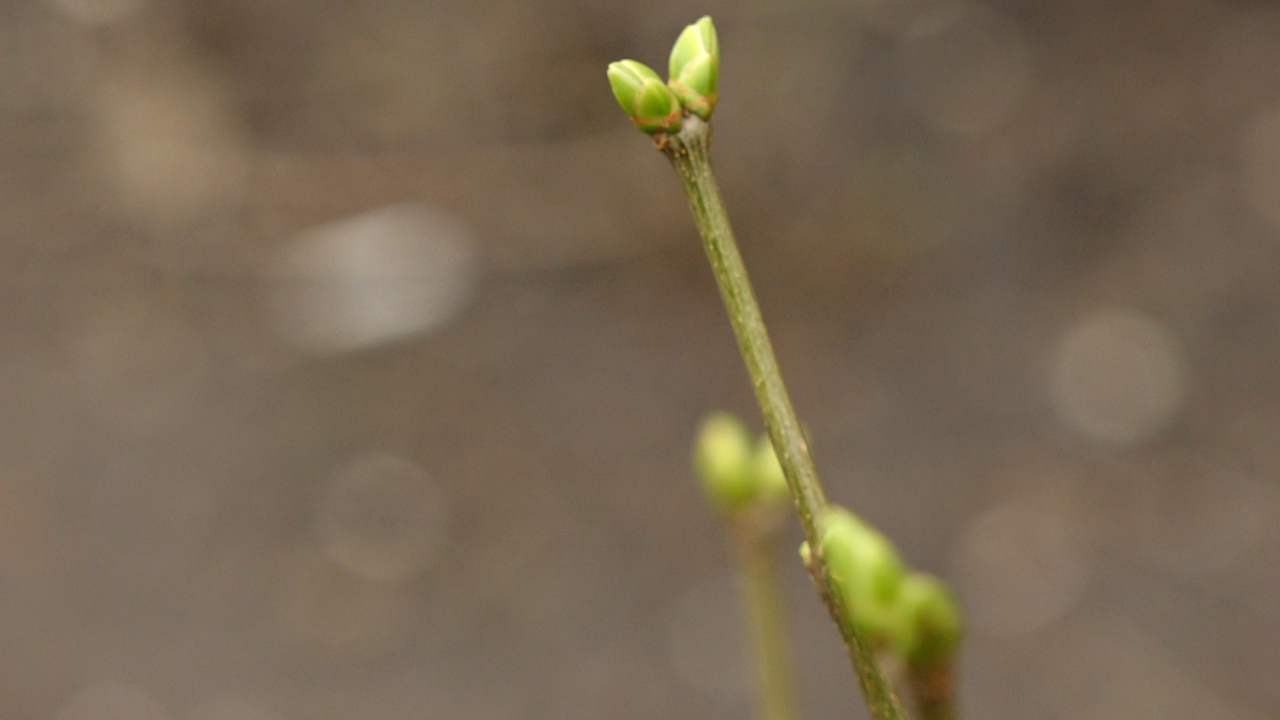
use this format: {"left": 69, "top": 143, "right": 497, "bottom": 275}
{"left": 661, "top": 116, "right": 909, "bottom": 720}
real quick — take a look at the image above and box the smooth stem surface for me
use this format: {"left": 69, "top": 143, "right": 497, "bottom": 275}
{"left": 908, "top": 663, "right": 958, "bottom": 720}
{"left": 734, "top": 518, "right": 800, "bottom": 720}
{"left": 660, "top": 117, "right": 908, "bottom": 720}
{"left": 660, "top": 118, "right": 824, "bottom": 542}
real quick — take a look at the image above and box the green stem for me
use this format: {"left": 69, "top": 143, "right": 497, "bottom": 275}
{"left": 660, "top": 117, "right": 908, "bottom": 720}
{"left": 733, "top": 515, "right": 800, "bottom": 720}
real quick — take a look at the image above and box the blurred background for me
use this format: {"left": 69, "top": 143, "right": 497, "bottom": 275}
{"left": 2, "top": 0, "right": 1279, "bottom": 718}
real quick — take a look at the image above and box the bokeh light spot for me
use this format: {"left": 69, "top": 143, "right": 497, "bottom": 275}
{"left": 94, "top": 72, "right": 248, "bottom": 226}
{"left": 267, "top": 204, "right": 476, "bottom": 355}
{"left": 953, "top": 488, "right": 1091, "bottom": 636}
{"left": 314, "top": 452, "right": 450, "bottom": 583}
{"left": 1049, "top": 309, "right": 1187, "bottom": 446}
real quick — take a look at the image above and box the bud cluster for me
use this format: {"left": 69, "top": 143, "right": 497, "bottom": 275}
{"left": 607, "top": 16, "right": 720, "bottom": 136}
{"left": 692, "top": 411, "right": 788, "bottom": 513}
{"left": 810, "top": 506, "right": 963, "bottom": 671}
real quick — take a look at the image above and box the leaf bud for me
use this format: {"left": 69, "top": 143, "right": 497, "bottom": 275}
{"left": 750, "top": 434, "right": 790, "bottom": 505}
{"left": 607, "top": 59, "right": 683, "bottom": 134}
{"left": 818, "top": 506, "right": 907, "bottom": 644}
{"left": 667, "top": 16, "right": 720, "bottom": 120}
{"left": 890, "top": 572, "right": 963, "bottom": 668}
{"left": 693, "top": 411, "right": 755, "bottom": 510}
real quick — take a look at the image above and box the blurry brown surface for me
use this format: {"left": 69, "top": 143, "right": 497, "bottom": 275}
{"left": 2, "top": 0, "right": 1279, "bottom": 718}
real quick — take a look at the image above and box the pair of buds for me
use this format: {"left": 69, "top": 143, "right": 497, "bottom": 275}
{"left": 607, "top": 16, "right": 719, "bottom": 135}
{"left": 811, "top": 507, "right": 964, "bottom": 669}
{"left": 693, "top": 411, "right": 788, "bottom": 513}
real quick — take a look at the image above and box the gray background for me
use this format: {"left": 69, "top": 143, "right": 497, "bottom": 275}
{"left": 3, "top": 0, "right": 1279, "bottom": 718}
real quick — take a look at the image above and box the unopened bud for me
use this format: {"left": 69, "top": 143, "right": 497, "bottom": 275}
{"left": 751, "top": 434, "right": 789, "bottom": 505}
{"left": 607, "top": 59, "right": 683, "bottom": 134}
{"left": 891, "top": 572, "right": 963, "bottom": 668}
{"left": 818, "top": 506, "right": 906, "bottom": 644}
{"left": 667, "top": 16, "right": 719, "bottom": 120}
{"left": 693, "top": 412, "right": 754, "bottom": 510}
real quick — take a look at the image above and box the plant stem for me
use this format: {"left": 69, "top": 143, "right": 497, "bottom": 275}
{"left": 907, "top": 662, "right": 959, "bottom": 720}
{"left": 660, "top": 117, "right": 908, "bottom": 720}
{"left": 732, "top": 515, "right": 800, "bottom": 720}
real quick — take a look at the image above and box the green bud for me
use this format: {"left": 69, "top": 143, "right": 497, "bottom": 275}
{"left": 818, "top": 506, "right": 907, "bottom": 644}
{"left": 668, "top": 16, "right": 719, "bottom": 120}
{"left": 750, "top": 434, "right": 789, "bottom": 504}
{"left": 890, "top": 573, "right": 963, "bottom": 668}
{"left": 693, "top": 412, "right": 754, "bottom": 510}
{"left": 607, "top": 59, "right": 683, "bottom": 134}
{"left": 799, "top": 540, "right": 813, "bottom": 567}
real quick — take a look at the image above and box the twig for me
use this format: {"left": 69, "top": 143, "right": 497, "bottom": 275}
{"left": 660, "top": 116, "right": 908, "bottom": 720}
